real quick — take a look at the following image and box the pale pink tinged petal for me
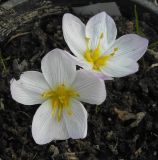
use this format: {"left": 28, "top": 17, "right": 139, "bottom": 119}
{"left": 20, "top": 71, "right": 50, "bottom": 94}
{"left": 10, "top": 79, "right": 44, "bottom": 105}
{"left": 72, "top": 70, "right": 106, "bottom": 105}
{"left": 62, "top": 13, "right": 86, "bottom": 58}
{"left": 109, "top": 34, "right": 149, "bottom": 61}
{"left": 95, "top": 72, "right": 114, "bottom": 80}
{"left": 32, "top": 100, "right": 69, "bottom": 145}
{"left": 86, "top": 12, "right": 117, "bottom": 52}
{"left": 102, "top": 58, "right": 139, "bottom": 78}
{"left": 63, "top": 99, "right": 87, "bottom": 139}
{"left": 41, "top": 49, "right": 76, "bottom": 88}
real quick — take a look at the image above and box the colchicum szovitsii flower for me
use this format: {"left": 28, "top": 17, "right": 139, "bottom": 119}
{"left": 62, "top": 12, "right": 148, "bottom": 79}
{"left": 10, "top": 49, "right": 106, "bottom": 144}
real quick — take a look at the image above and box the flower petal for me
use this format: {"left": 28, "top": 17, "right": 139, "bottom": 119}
{"left": 62, "top": 13, "right": 86, "bottom": 58}
{"left": 86, "top": 12, "right": 117, "bottom": 52}
{"left": 20, "top": 71, "right": 50, "bottom": 94}
{"left": 65, "top": 51, "right": 92, "bottom": 70}
{"left": 102, "top": 57, "right": 139, "bottom": 77}
{"left": 63, "top": 99, "right": 87, "bottom": 139}
{"left": 109, "top": 34, "right": 148, "bottom": 61}
{"left": 10, "top": 79, "right": 44, "bottom": 105}
{"left": 72, "top": 70, "right": 106, "bottom": 105}
{"left": 32, "top": 100, "right": 69, "bottom": 145}
{"left": 41, "top": 49, "right": 76, "bottom": 88}
{"left": 95, "top": 72, "right": 113, "bottom": 80}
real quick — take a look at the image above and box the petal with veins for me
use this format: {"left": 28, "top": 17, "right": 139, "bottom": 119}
{"left": 95, "top": 72, "right": 113, "bottom": 80}
{"left": 108, "top": 34, "right": 148, "bottom": 61}
{"left": 63, "top": 99, "right": 87, "bottom": 139}
{"left": 32, "top": 100, "right": 69, "bottom": 145}
{"left": 20, "top": 71, "right": 50, "bottom": 94}
{"left": 86, "top": 12, "right": 117, "bottom": 52}
{"left": 72, "top": 70, "right": 106, "bottom": 105}
{"left": 41, "top": 49, "right": 76, "bottom": 88}
{"left": 63, "top": 13, "right": 86, "bottom": 58}
{"left": 102, "top": 57, "right": 139, "bottom": 77}
{"left": 10, "top": 79, "right": 44, "bottom": 105}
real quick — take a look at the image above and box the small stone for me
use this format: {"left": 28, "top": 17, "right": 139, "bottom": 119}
{"left": 93, "top": 145, "right": 100, "bottom": 150}
{"left": 108, "top": 117, "right": 112, "bottom": 122}
{"left": 12, "top": 59, "right": 20, "bottom": 72}
{"left": 152, "top": 103, "right": 156, "bottom": 107}
{"left": 153, "top": 151, "right": 157, "bottom": 156}
{"left": 19, "top": 60, "right": 28, "bottom": 71}
{"left": 49, "top": 145, "right": 59, "bottom": 157}
{"left": 106, "top": 131, "right": 114, "bottom": 140}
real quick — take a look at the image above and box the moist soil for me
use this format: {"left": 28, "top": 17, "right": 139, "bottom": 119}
{"left": 0, "top": 7, "right": 158, "bottom": 160}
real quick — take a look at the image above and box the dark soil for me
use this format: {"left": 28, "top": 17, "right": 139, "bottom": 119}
{"left": 0, "top": 6, "right": 158, "bottom": 160}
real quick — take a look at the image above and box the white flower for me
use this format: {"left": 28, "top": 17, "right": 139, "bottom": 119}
{"left": 62, "top": 12, "right": 149, "bottom": 79}
{"left": 10, "top": 49, "right": 106, "bottom": 145}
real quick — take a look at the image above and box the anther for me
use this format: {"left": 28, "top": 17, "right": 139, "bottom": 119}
{"left": 96, "top": 33, "right": 104, "bottom": 50}
{"left": 110, "top": 47, "right": 118, "bottom": 56}
{"left": 85, "top": 37, "right": 90, "bottom": 51}
{"left": 100, "top": 32, "right": 104, "bottom": 39}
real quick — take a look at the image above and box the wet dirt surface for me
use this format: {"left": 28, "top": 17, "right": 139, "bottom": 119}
{"left": 0, "top": 11, "right": 158, "bottom": 160}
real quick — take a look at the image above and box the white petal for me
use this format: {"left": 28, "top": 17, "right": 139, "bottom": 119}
{"left": 86, "top": 12, "right": 117, "bottom": 52}
{"left": 63, "top": 99, "right": 87, "bottom": 139}
{"left": 41, "top": 49, "right": 76, "bottom": 88}
{"left": 72, "top": 70, "right": 106, "bottom": 105}
{"left": 109, "top": 34, "right": 148, "bottom": 61}
{"left": 10, "top": 79, "right": 44, "bottom": 105}
{"left": 62, "top": 13, "right": 86, "bottom": 58}
{"left": 102, "top": 57, "right": 139, "bottom": 77}
{"left": 20, "top": 71, "right": 50, "bottom": 94}
{"left": 95, "top": 72, "right": 113, "bottom": 80}
{"left": 32, "top": 100, "right": 69, "bottom": 145}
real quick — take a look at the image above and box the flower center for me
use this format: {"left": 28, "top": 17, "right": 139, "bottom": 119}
{"left": 42, "top": 84, "right": 79, "bottom": 122}
{"left": 84, "top": 33, "right": 118, "bottom": 71}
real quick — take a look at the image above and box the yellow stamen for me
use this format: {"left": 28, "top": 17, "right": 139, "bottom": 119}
{"left": 51, "top": 100, "right": 58, "bottom": 117}
{"left": 97, "top": 32, "right": 104, "bottom": 49}
{"left": 85, "top": 37, "right": 90, "bottom": 51}
{"left": 110, "top": 47, "right": 118, "bottom": 56}
{"left": 42, "top": 84, "right": 79, "bottom": 122}
{"left": 66, "top": 105, "right": 73, "bottom": 116}
{"left": 84, "top": 33, "right": 118, "bottom": 71}
{"left": 57, "top": 106, "right": 63, "bottom": 122}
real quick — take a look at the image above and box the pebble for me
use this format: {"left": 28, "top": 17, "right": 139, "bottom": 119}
{"left": 49, "top": 145, "right": 59, "bottom": 157}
